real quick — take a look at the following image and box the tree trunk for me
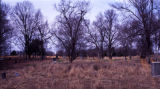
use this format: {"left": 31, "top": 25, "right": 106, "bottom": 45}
{"left": 108, "top": 45, "right": 112, "bottom": 59}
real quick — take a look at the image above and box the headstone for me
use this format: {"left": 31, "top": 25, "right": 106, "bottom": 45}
{"left": 153, "top": 54, "right": 159, "bottom": 62}
{"left": 147, "top": 57, "right": 151, "bottom": 64}
{"left": 152, "top": 62, "right": 160, "bottom": 77}
{"left": 80, "top": 56, "right": 83, "bottom": 59}
{"left": 1, "top": 72, "right": 6, "bottom": 79}
{"left": 15, "top": 73, "right": 20, "bottom": 77}
{"left": 56, "top": 54, "right": 58, "bottom": 59}
{"left": 53, "top": 58, "right": 57, "bottom": 62}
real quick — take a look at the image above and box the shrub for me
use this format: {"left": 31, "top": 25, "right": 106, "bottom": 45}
{"left": 10, "top": 50, "right": 17, "bottom": 56}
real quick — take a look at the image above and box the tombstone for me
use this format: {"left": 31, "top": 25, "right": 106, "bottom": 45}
{"left": 151, "top": 62, "right": 160, "bottom": 77}
{"left": 15, "top": 73, "right": 20, "bottom": 77}
{"left": 1, "top": 72, "right": 6, "bottom": 79}
{"left": 80, "top": 56, "right": 83, "bottom": 59}
{"left": 56, "top": 54, "right": 59, "bottom": 59}
{"left": 53, "top": 58, "right": 57, "bottom": 62}
{"left": 147, "top": 57, "right": 151, "bottom": 64}
{"left": 79, "top": 54, "right": 84, "bottom": 59}
{"left": 53, "top": 54, "right": 59, "bottom": 63}
{"left": 153, "top": 54, "right": 158, "bottom": 61}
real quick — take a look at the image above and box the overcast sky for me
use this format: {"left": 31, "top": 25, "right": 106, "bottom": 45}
{"left": 4, "top": 0, "right": 123, "bottom": 52}
{"left": 4, "top": 0, "right": 123, "bottom": 23}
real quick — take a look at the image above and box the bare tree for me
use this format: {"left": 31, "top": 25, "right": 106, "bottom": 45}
{"left": 117, "top": 20, "right": 136, "bottom": 60}
{"left": 87, "top": 10, "right": 117, "bottom": 59}
{"left": 112, "top": 0, "right": 156, "bottom": 59}
{"left": 152, "top": 1, "right": 160, "bottom": 60}
{"left": 11, "top": 1, "right": 39, "bottom": 59}
{"left": 87, "top": 13, "right": 106, "bottom": 59}
{"left": 0, "top": 0, "right": 12, "bottom": 55}
{"left": 53, "top": 0, "right": 89, "bottom": 63}
{"left": 105, "top": 10, "right": 117, "bottom": 59}
{"left": 35, "top": 10, "right": 51, "bottom": 60}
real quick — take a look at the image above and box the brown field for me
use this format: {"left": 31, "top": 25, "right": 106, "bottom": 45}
{"left": 0, "top": 56, "right": 160, "bottom": 89}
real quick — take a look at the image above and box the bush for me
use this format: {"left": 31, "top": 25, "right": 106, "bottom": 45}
{"left": 10, "top": 50, "right": 17, "bottom": 56}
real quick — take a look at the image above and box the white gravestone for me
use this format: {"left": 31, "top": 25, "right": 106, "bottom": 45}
{"left": 152, "top": 62, "right": 160, "bottom": 77}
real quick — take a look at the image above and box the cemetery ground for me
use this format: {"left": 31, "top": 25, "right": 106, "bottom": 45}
{"left": 0, "top": 56, "right": 160, "bottom": 89}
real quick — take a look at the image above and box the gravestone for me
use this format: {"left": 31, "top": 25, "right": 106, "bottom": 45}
{"left": 147, "top": 57, "right": 151, "bottom": 64}
{"left": 15, "top": 73, "right": 20, "bottom": 77}
{"left": 53, "top": 58, "right": 57, "bottom": 62}
{"left": 80, "top": 56, "right": 83, "bottom": 59}
{"left": 53, "top": 54, "right": 58, "bottom": 62}
{"left": 1, "top": 72, "right": 6, "bottom": 79}
{"left": 56, "top": 54, "right": 58, "bottom": 59}
{"left": 152, "top": 62, "right": 160, "bottom": 77}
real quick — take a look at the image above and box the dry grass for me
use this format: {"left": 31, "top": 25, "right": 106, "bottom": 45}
{"left": 0, "top": 56, "right": 160, "bottom": 89}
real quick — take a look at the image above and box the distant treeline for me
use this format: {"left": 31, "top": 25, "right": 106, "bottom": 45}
{"left": 56, "top": 47, "right": 137, "bottom": 57}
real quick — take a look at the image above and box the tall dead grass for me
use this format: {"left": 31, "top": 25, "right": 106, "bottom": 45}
{"left": 0, "top": 57, "right": 160, "bottom": 89}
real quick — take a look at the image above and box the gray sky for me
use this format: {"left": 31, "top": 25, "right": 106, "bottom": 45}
{"left": 4, "top": 0, "right": 123, "bottom": 52}
{"left": 4, "top": 0, "right": 123, "bottom": 23}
